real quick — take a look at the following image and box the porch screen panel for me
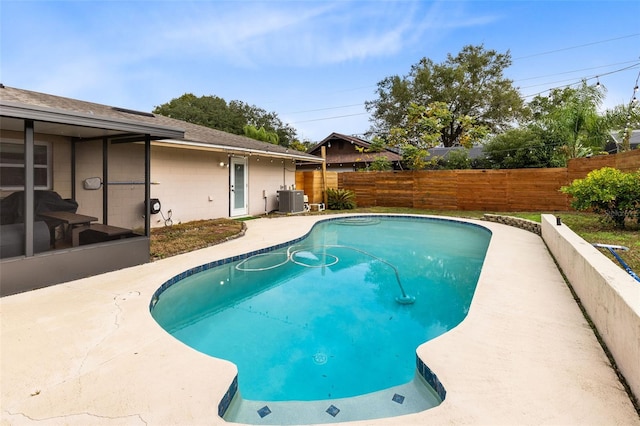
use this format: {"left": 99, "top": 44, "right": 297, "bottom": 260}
{"left": 0, "top": 142, "right": 50, "bottom": 190}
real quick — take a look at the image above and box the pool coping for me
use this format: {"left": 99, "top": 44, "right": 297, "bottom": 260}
{"left": 1, "top": 213, "right": 638, "bottom": 425}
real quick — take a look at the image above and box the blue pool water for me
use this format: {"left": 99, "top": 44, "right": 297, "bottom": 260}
{"left": 151, "top": 216, "right": 491, "bottom": 403}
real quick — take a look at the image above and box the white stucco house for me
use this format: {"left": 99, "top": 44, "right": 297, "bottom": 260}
{"left": 0, "top": 85, "right": 323, "bottom": 295}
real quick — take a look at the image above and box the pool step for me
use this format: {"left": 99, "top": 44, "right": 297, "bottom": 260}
{"left": 223, "top": 373, "right": 441, "bottom": 425}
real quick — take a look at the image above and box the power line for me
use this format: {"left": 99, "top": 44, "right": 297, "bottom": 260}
{"left": 286, "top": 36, "right": 640, "bottom": 126}
{"left": 515, "top": 60, "right": 640, "bottom": 83}
{"left": 522, "top": 62, "right": 640, "bottom": 98}
{"left": 285, "top": 103, "right": 364, "bottom": 115}
{"left": 286, "top": 61, "right": 640, "bottom": 124}
{"left": 292, "top": 112, "right": 369, "bottom": 124}
{"left": 513, "top": 33, "right": 640, "bottom": 60}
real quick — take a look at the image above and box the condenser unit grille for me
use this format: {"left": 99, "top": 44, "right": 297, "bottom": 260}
{"left": 277, "top": 190, "right": 304, "bottom": 213}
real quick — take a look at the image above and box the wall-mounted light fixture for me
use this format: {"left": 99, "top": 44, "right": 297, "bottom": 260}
{"left": 219, "top": 161, "right": 226, "bottom": 167}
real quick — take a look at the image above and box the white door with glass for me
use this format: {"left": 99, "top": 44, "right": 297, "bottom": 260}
{"left": 230, "top": 157, "right": 248, "bottom": 216}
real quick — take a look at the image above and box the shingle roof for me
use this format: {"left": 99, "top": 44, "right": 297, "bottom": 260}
{"left": 309, "top": 132, "right": 402, "bottom": 162}
{"left": 0, "top": 85, "right": 321, "bottom": 162}
{"left": 153, "top": 114, "right": 318, "bottom": 159}
{"left": 609, "top": 129, "right": 640, "bottom": 147}
{"left": 308, "top": 132, "right": 373, "bottom": 153}
{"left": 428, "top": 146, "right": 486, "bottom": 159}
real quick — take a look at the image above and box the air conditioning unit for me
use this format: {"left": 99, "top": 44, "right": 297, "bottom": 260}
{"left": 277, "top": 190, "right": 304, "bottom": 213}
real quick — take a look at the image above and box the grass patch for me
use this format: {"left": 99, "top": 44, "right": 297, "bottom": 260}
{"left": 150, "top": 219, "right": 243, "bottom": 260}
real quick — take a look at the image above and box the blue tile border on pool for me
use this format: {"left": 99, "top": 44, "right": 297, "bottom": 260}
{"left": 153, "top": 214, "right": 478, "bottom": 417}
{"left": 217, "top": 375, "right": 238, "bottom": 418}
{"left": 149, "top": 214, "right": 491, "bottom": 311}
{"left": 416, "top": 356, "right": 447, "bottom": 401}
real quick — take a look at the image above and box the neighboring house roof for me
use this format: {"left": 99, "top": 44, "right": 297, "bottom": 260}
{"left": 606, "top": 129, "right": 640, "bottom": 153}
{"left": 308, "top": 132, "right": 372, "bottom": 153}
{"left": 308, "top": 132, "right": 402, "bottom": 164}
{"left": 308, "top": 132, "right": 487, "bottom": 165}
{"left": 0, "top": 85, "right": 322, "bottom": 163}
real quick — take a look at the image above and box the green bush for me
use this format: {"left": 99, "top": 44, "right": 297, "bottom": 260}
{"left": 444, "top": 149, "right": 471, "bottom": 169}
{"left": 561, "top": 167, "right": 640, "bottom": 228}
{"left": 326, "top": 188, "right": 357, "bottom": 210}
{"left": 366, "top": 156, "right": 393, "bottom": 171}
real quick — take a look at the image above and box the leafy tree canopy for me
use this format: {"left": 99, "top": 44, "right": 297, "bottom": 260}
{"left": 527, "top": 82, "right": 609, "bottom": 160}
{"left": 243, "top": 125, "right": 279, "bottom": 144}
{"left": 153, "top": 93, "right": 298, "bottom": 147}
{"left": 443, "top": 148, "right": 472, "bottom": 170}
{"left": 387, "top": 101, "right": 488, "bottom": 169}
{"left": 366, "top": 44, "right": 525, "bottom": 147}
{"left": 482, "top": 126, "right": 564, "bottom": 169}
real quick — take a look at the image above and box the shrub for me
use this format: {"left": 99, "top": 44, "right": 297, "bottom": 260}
{"left": 444, "top": 149, "right": 471, "bottom": 169}
{"left": 561, "top": 167, "right": 640, "bottom": 228}
{"left": 366, "top": 156, "right": 393, "bottom": 171}
{"left": 326, "top": 188, "right": 357, "bottom": 210}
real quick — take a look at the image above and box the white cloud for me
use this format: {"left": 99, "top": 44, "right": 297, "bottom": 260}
{"left": 148, "top": 1, "right": 499, "bottom": 68}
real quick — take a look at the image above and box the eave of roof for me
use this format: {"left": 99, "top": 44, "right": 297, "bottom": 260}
{"left": 150, "top": 114, "right": 323, "bottom": 162}
{"left": 308, "top": 132, "right": 372, "bottom": 153}
{"left": 0, "top": 86, "right": 323, "bottom": 162}
{"left": 0, "top": 88, "right": 184, "bottom": 140}
{"left": 153, "top": 139, "right": 324, "bottom": 162}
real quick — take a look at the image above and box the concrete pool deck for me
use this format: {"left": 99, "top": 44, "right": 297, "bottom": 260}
{"left": 1, "top": 214, "right": 638, "bottom": 425}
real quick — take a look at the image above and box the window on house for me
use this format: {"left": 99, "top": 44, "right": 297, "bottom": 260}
{"left": 0, "top": 141, "right": 51, "bottom": 190}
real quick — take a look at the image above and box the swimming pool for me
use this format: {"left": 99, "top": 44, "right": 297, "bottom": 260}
{"left": 150, "top": 216, "right": 491, "bottom": 423}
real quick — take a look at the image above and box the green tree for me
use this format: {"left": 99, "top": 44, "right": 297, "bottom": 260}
{"left": 366, "top": 44, "right": 525, "bottom": 147}
{"left": 243, "top": 125, "right": 280, "bottom": 144}
{"left": 229, "top": 100, "right": 297, "bottom": 147}
{"left": 366, "top": 156, "right": 393, "bottom": 171}
{"left": 387, "top": 102, "right": 488, "bottom": 170}
{"left": 153, "top": 94, "right": 298, "bottom": 147}
{"left": 444, "top": 149, "right": 472, "bottom": 170}
{"left": 528, "top": 82, "right": 609, "bottom": 161}
{"left": 354, "top": 136, "right": 397, "bottom": 170}
{"left": 288, "top": 139, "right": 311, "bottom": 152}
{"left": 153, "top": 93, "right": 244, "bottom": 133}
{"left": 561, "top": 167, "right": 640, "bottom": 229}
{"left": 482, "top": 126, "right": 563, "bottom": 169}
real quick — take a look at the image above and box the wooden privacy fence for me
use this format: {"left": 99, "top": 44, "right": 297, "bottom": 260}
{"left": 296, "top": 149, "right": 640, "bottom": 211}
{"left": 339, "top": 168, "right": 571, "bottom": 211}
{"left": 295, "top": 170, "right": 338, "bottom": 204}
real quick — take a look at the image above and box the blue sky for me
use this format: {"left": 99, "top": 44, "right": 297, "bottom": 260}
{"left": 1, "top": 0, "right": 639, "bottom": 142}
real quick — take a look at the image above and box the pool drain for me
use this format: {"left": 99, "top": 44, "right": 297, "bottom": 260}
{"left": 313, "top": 352, "right": 328, "bottom": 365}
